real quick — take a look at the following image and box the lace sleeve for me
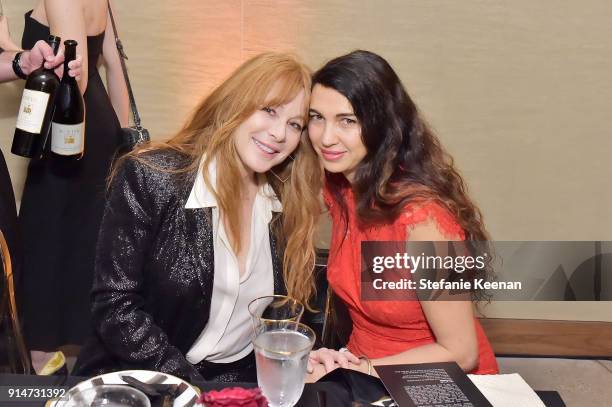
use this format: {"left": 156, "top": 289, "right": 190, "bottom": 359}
{"left": 400, "top": 201, "right": 465, "bottom": 240}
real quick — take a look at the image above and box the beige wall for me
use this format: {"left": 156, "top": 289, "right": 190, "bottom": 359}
{"left": 2, "top": 1, "right": 611, "bottom": 321}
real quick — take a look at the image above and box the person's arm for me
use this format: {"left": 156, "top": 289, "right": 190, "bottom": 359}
{"left": 101, "top": 0, "right": 129, "bottom": 127}
{"left": 307, "top": 216, "right": 479, "bottom": 381}
{"left": 0, "top": 40, "right": 82, "bottom": 83}
{"left": 353, "top": 219, "right": 479, "bottom": 376}
{"left": 0, "top": 15, "right": 20, "bottom": 51}
{"left": 44, "top": 0, "right": 88, "bottom": 93}
{"left": 0, "top": 49, "right": 21, "bottom": 81}
{"left": 91, "top": 157, "right": 203, "bottom": 382}
{"left": 362, "top": 303, "right": 479, "bottom": 375}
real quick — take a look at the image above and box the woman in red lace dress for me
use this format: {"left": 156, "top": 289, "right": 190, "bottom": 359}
{"left": 306, "top": 50, "right": 499, "bottom": 379}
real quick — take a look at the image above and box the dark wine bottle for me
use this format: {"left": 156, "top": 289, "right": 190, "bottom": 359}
{"left": 50, "top": 40, "right": 84, "bottom": 161}
{"left": 11, "top": 35, "right": 62, "bottom": 158}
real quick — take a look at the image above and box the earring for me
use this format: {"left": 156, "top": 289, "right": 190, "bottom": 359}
{"left": 270, "top": 154, "right": 295, "bottom": 183}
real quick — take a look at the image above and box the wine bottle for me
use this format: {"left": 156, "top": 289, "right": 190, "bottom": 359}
{"left": 50, "top": 40, "right": 84, "bottom": 161}
{"left": 11, "top": 35, "right": 61, "bottom": 158}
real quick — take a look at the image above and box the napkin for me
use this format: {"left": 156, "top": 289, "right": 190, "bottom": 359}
{"left": 467, "top": 373, "right": 546, "bottom": 407}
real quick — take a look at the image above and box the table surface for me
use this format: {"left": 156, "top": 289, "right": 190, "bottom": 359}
{"left": 0, "top": 373, "right": 565, "bottom": 407}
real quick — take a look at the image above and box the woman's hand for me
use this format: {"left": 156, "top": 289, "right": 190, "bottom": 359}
{"left": 305, "top": 348, "right": 374, "bottom": 382}
{"left": 307, "top": 347, "right": 361, "bottom": 376}
{"left": 346, "top": 359, "right": 372, "bottom": 375}
{"left": 63, "top": 54, "right": 83, "bottom": 82}
{"left": 305, "top": 362, "right": 329, "bottom": 383}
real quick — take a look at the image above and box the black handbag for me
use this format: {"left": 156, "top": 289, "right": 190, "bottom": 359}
{"left": 107, "top": 2, "right": 150, "bottom": 150}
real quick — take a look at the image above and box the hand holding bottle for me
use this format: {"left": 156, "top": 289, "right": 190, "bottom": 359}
{"left": 19, "top": 39, "right": 83, "bottom": 81}
{"left": 11, "top": 36, "right": 62, "bottom": 158}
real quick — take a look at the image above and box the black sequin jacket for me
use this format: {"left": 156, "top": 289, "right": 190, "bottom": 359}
{"left": 73, "top": 149, "right": 287, "bottom": 382}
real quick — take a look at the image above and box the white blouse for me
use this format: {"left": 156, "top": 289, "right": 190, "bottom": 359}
{"left": 184, "top": 159, "right": 280, "bottom": 364}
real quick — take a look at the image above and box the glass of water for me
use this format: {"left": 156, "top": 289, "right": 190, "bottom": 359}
{"left": 248, "top": 295, "right": 304, "bottom": 329}
{"left": 253, "top": 320, "right": 316, "bottom": 407}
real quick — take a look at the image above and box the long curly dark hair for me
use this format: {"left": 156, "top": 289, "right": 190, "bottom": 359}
{"left": 312, "top": 50, "right": 489, "bottom": 243}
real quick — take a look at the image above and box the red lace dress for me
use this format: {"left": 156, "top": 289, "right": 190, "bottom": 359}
{"left": 325, "top": 187, "right": 499, "bottom": 375}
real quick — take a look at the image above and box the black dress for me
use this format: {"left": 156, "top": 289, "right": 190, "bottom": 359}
{"left": 19, "top": 11, "right": 123, "bottom": 350}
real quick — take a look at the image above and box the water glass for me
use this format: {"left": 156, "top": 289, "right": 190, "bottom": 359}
{"left": 253, "top": 320, "right": 316, "bottom": 407}
{"left": 248, "top": 295, "right": 304, "bottom": 329}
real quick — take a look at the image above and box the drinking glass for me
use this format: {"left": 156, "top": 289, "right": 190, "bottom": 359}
{"left": 253, "top": 320, "right": 316, "bottom": 407}
{"left": 59, "top": 384, "right": 151, "bottom": 407}
{"left": 248, "top": 295, "right": 304, "bottom": 329}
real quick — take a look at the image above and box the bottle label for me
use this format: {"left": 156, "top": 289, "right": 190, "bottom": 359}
{"left": 15, "top": 89, "right": 50, "bottom": 133}
{"left": 51, "top": 122, "right": 84, "bottom": 155}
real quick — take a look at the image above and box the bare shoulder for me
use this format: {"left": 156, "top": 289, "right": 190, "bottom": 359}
{"left": 41, "top": 0, "right": 86, "bottom": 19}
{"left": 42, "top": 0, "right": 85, "bottom": 11}
{"left": 31, "top": 1, "right": 49, "bottom": 25}
{"left": 44, "top": 0, "right": 107, "bottom": 34}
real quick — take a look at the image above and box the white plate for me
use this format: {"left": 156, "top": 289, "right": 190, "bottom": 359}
{"left": 47, "top": 370, "right": 200, "bottom": 407}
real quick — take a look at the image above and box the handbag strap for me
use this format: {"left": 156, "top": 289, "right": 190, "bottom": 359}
{"left": 107, "top": 1, "right": 142, "bottom": 128}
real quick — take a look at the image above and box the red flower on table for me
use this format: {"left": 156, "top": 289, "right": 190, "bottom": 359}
{"left": 197, "top": 387, "right": 268, "bottom": 407}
